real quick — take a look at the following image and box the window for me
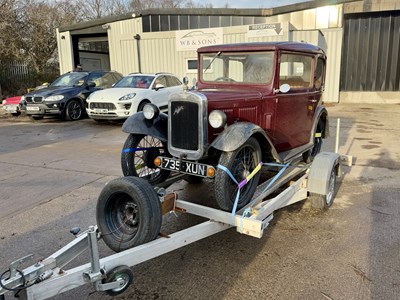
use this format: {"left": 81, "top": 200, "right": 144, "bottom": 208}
{"left": 180, "top": 15, "right": 189, "bottom": 30}
{"left": 190, "top": 15, "right": 199, "bottom": 29}
{"left": 150, "top": 15, "right": 160, "bottom": 32}
{"left": 314, "top": 57, "right": 325, "bottom": 89}
{"left": 187, "top": 59, "right": 199, "bottom": 73}
{"left": 166, "top": 76, "right": 182, "bottom": 86}
{"left": 279, "top": 53, "right": 312, "bottom": 88}
{"left": 160, "top": 15, "right": 169, "bottom": 31}
{"left": 142, "top": 16, "right": 150, "bottom": 32}
{"left": 201, "top": 51, "right": 274, "bottom": 84}
{"left": 88, "top": 72, "right": 117, "bottom": 88}
{"left": 154, "top": 75, "right": 167, "bottom": 88}
{"left": 170, "top": 15, "right": 179, "bottom": 30}
{"left": 210, "top": 16, "right": 220, "bottom": 27}
{"left": 187, "top": 58, "right": 211, "bottom": 73}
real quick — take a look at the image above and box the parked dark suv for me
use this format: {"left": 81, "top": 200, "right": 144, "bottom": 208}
{"left": 23, "top": 70, "right": 123, "bottom": 121}
{"left": 121, "top": 42, "right": 329, "bottom": 211}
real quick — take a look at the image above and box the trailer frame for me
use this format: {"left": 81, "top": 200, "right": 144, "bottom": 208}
{"left": 0, "top": 150, "right": 349, "bottom": 300}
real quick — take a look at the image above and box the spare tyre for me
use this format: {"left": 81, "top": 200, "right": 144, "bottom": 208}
{"left": 96, "top": 176, "right": 162, "bottom": 252}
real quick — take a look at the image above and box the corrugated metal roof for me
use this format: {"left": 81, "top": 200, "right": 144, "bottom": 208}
{"left": 58, "top": 0, "right": 355, "bottom": 33}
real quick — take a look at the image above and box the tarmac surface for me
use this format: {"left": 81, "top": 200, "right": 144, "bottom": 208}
{"left": 0, "top": 103, "right": 399, "bottom": 300}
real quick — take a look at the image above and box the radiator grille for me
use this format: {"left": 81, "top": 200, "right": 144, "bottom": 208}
{"left": 170, "top": 101, "right": 199, "bottom": 151}
{"left": 90, "top": 102, "right": 116, "bottom": 110}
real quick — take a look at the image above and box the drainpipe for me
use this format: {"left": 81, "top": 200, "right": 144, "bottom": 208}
{"left": 134, "top": 34, "right": 141, "bottom": 73}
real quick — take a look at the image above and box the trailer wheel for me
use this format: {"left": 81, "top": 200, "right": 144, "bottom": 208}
{"left": 309, "top": 169, "right": 336, "bottom": 210}
{"left": 215, "top": 137, "right": 261, "bottom": 211}
{"left": 121, "top": 134, "right": 170, "bottom": 185}
{"left": 96, "top": 176, "right": 162, "bottom": 252}
{"left": 103, "top": 265, "right": 133, "bottom": 296}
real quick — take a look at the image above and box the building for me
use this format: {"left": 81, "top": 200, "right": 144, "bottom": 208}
{"left": 57, "top": 0, "right": 400, "bottom": 103}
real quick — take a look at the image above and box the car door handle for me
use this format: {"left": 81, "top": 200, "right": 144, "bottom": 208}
{"left": 309, "top": 99, "right": 317, "bottom": 103}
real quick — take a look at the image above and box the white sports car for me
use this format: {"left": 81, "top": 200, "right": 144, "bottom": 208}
{"left": 86, "top": 73, "right": 182, "bottom": 121}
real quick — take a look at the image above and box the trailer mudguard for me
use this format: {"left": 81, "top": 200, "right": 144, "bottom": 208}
{"left": 308, "top": 152, "right": 340, "bottom": 195}
{"left": 210, "top": 122, "right": 282, "bottom": 162}
{"left": 122, "top": 112, "right": 168, "bottom": 142}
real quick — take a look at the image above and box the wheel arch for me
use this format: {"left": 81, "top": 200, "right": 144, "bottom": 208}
{"left": 310, "top": 107, "right": 329, "bottom": 143}
{"left": 210, "top": 122, "right": 282, "bottom": 163}
{"left": 63, "top": 97, "right": 85, "bottom": 111}
{"left": 122, "top": 112, "right": 168, "bottom": 142}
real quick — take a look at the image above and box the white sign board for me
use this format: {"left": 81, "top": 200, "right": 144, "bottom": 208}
{"left": 247, "top": 23, "right": 284, "bottom": 38}
{"left": 176, "top": 28, "right": 223, "bottom": 51}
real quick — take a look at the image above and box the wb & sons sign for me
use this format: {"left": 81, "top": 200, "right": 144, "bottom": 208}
{"left": 175, "top": 28, "right": 223, "bottom": 51}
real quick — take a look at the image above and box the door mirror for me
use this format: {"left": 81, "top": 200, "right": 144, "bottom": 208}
{"left": 279, "top": 83, "right": 290, "bottom": 93}
{"left": 155, "top": 83, "right": 165, "bottom": 90}
{"left": 87, "top": 81, "right": 96, "bottom": 88}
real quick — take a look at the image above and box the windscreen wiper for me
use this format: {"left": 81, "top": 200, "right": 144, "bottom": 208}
{"left": 203, "top": 51, "right": 221, "bottom": 73}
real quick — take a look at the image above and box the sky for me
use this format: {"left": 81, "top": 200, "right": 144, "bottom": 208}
{"left": 204, "top": 0, "right": 309, "bottom": 9}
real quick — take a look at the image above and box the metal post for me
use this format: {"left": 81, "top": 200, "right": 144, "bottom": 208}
{"left": 335, "top": 118, "right": 340, "bottom": 153}
{"left": 134, "top": 34, "right": 141, "bottom": 73}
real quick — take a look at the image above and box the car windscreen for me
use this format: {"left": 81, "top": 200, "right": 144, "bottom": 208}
{"left": 201, "top": 51, "right": 274, "bottom": 84}
{"left": 50, "top": 73, "right": 89, "bottom": 87}
{"left": 114, "top": 75, "right": 155, "bottom": 89}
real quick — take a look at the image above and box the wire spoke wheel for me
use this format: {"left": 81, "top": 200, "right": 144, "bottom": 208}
{"left": 121, "top": 134, "right": 170, "bottom": 185}
{"left": 215, "top": 137, "right": 261, "bottom": 211}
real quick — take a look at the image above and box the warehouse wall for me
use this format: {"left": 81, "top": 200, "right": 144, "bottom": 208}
{"left": 56, "top": 4, "right": 344, "bottom": 101}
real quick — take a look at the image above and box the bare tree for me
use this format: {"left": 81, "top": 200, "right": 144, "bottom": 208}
{"left": 0, "top": 0, "right": 81, "bottom": 71}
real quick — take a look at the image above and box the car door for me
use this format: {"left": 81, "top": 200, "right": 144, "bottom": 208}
{"left": 273, "top": 52, "right": 315, "bottom": 152}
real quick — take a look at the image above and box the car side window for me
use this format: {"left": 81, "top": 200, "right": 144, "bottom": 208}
{"left": 88, "top": 72, "right": 116, "bottom": 89}
{"left": 314, "top": 57, "right": 325, "bottom": 90}
{"left": 279, "top": 53, "right": 312, "bottom": 88}
{"left": 154, "top": 75, "right": 167, "bottom": 88}
{"left": 166, "top": 76, "right": 182, "bottom": 87}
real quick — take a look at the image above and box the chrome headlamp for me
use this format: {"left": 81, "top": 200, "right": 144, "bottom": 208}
{"left": 208, "top": 110, "right": 227, "bottom": 129}
{"left": 143, "top": 103, "right": 159, "bottom": 120}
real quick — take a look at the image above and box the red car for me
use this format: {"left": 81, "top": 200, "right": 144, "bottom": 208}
{"left": 122, "top": 42, "right": 329, "bottom": 211}
{"left": 2, "top": 96, "right": 23, "bottom": 116}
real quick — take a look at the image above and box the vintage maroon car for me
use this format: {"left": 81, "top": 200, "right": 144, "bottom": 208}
{"left": 121, "top": 42, "right": 329, "bottom": 211}
{"left": 2, "top": 96, "right": 23, "bottom": 116}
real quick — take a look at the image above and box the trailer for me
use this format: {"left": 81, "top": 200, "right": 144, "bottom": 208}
{"left": 0, "top": 149, "right": 351, "bottom": 300}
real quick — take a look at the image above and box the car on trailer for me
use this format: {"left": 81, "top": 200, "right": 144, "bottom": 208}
{"left": 121, "top": 41, "right": 329, "bottom": 212}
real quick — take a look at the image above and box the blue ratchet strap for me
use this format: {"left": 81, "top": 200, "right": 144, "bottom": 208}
{"left": 122, "top": 147, "right": 163, "bottom": 153}
{"left": 217, "top": 164, "right": 239, "bottom": 185}
{"left": 261, "top": 162, "right": 290, "bottom": 193}
{"left": 217, "top": 164, "right": 240, "bottom": 225}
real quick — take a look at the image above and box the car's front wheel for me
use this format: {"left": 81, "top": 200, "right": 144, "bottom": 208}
{"left": 214, "top": 137, "right": 262, "bottom": 211}
{"left": 65, "top": 100, "right": 83, "bottom": 121}
{"left": 121, "top": 134, "right": 170, "bottom": 185}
